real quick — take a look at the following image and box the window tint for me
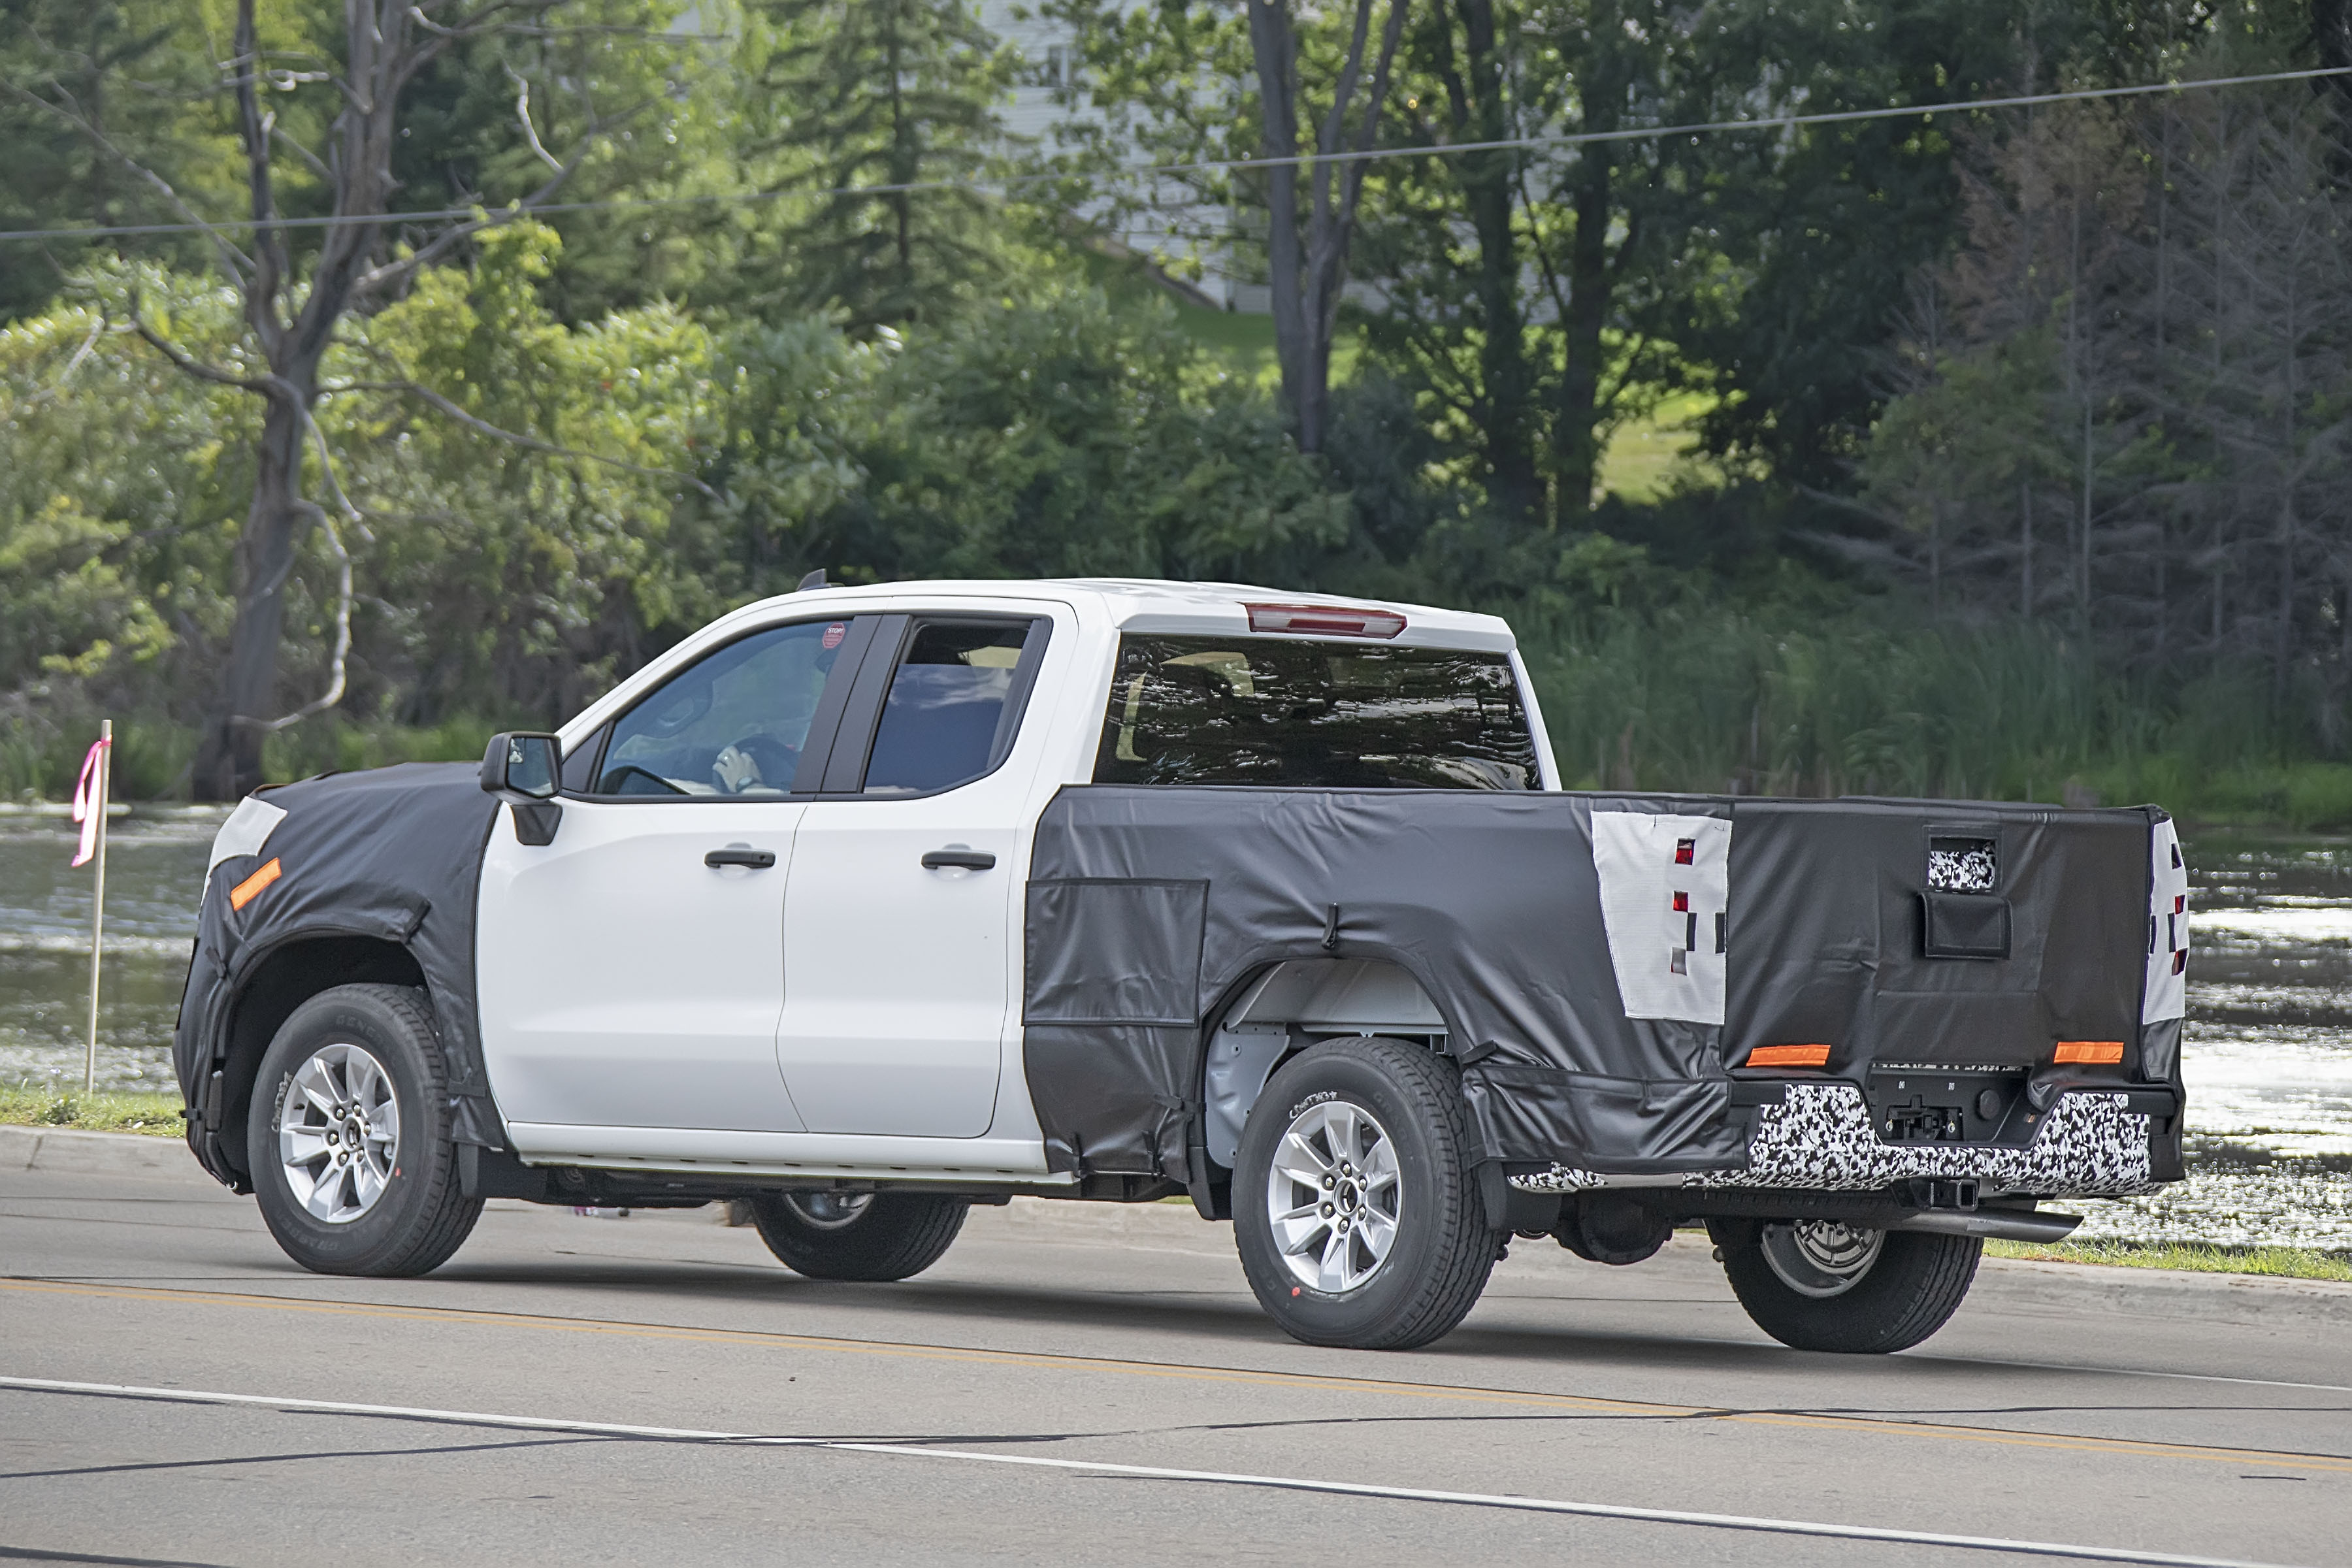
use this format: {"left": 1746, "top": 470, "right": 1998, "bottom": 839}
{"left": 598, "top": 619, "right": 853, "bottom": 796}
{"left": 862, "top": 621, "right": 1037, "bottom": 796}
{"left": 1092, "top": 634, "right": 1537, "bottom": 790}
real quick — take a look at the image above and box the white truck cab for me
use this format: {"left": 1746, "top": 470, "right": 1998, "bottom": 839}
{"left": 476, "top": 580, "right": 1552, "bottom": 1185}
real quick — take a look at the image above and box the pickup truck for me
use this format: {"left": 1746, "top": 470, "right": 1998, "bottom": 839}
{"left": 176, "top": 578, "right": 2189, "bottom": 1352}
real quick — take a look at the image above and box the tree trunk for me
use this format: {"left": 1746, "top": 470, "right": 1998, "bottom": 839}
{"left": 1248, "top": 0, "right": 1317, "bottom": 449}
{"left": 1248, "top": 0, "right": 1403, "bottom": 455}
{"left": 1451, "top": 0, "right": 1539, "bottom": 525}
{"left": 1556, "top": 142, "right": 1613, "bottom": 519}
{"left": 2020, "top": 481, "right": 2033, "bottom": 617}
{"left": 2313, "top": 0, "right": 2352, "bottom": 182}
{"left": 193, "top": 391, "right": 309, "bottom": 800}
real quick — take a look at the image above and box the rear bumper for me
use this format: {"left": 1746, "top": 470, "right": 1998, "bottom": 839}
{"left": 1511, "top": 1083, "right": 2173, "bottom": 1199}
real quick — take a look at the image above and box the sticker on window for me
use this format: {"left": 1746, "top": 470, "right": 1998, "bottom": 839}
{"left": 821, "top": 622, "right": 847, "bottom": 650}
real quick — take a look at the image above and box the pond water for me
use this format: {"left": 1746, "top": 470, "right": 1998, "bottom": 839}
{"left": 3, "top": 809, "right": 2347, "bottom": 1249}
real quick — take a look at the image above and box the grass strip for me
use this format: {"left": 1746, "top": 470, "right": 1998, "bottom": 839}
{"left": 0, "top": 1084, "right": 185, "bottom": 1137}
{"left": 1986, "top": 1237, "right": 2352, "bottom": 1282}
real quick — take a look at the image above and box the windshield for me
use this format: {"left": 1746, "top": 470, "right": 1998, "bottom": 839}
{"left": 1090, "top": 634, "right": 1538, "bottom": 790}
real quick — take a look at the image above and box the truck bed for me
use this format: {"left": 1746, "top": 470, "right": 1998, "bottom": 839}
{"left": 1022, "top": 787, "right": 2185, "bottom": 1197}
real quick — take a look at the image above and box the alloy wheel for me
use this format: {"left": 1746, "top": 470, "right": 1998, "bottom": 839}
{"left": 276, "top": 1042, "right": 400, "bottom": 1225}
{"left": 1265, "top": 1098, "right": 1403, "bottom": 1294}
{"left": 1759, "top": 1220, "right": 1886, "bottom": 1298}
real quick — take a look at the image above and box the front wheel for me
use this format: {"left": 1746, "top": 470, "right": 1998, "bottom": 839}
{"left": 1715, "top": 1218, "right": 1982, "bottom": 1353}
{"left": 1232, "top": 1037, "right": 1501, "bottom": 1350}
{"left": 747, "top": 1191, "right": 970, "bottom": 1281}
{"left": 247, "top": 983, "right": 483, "bottom": 1277}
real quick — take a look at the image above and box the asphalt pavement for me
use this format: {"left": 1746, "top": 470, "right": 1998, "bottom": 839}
{"left": 3, "top": 1135, "right": 2349, "bottom": 1567}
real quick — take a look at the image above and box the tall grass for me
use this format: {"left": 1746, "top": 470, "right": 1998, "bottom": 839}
{"left": 0, "top": 708, "right": 498, "bottom": 801}
{"left": 1513, "top": 601, "right": 2351, "bottom": 823}
{"left": 9, "top": 597, "right": 2351, "bottom": 826}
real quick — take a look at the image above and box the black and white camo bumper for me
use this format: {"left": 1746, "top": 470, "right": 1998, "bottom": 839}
{"left": 1508, "top": 1083, "right": 2163, "bottom": 1198}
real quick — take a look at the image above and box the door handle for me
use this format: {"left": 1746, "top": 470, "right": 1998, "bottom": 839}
{"left": 921, "top": 849, "right": 996, "bottom": 871}
{"left": 704, "top": 846, "right": 777, "bottom": 869}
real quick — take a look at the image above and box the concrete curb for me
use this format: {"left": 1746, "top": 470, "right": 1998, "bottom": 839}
{"left": 1970, "top": 1252, "right": 2352, "bottom": 1326}
{"left": 0, "top": 1123, "right": 198, "bottom": 1179}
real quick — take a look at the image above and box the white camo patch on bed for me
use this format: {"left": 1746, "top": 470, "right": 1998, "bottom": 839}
{"left": 1509, "top": 1084, "right": 2159, "bottom": 1197}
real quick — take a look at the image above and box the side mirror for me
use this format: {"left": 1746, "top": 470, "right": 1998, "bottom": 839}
{"left": 480, "top": 732, "right": 561, "bottom": 799}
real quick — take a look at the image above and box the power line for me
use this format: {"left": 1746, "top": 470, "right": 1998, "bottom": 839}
{"left": 1, "top": 63, "right": 2345, "bottom": 245}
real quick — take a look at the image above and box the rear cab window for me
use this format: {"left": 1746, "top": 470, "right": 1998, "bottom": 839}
{"left": 1092, "top": 634, "right": 1537, "bottom": 789}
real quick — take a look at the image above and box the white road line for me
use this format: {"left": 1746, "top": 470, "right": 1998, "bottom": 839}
{"left": 0, "top": 1375, "right": 2308, "bottom": 1568}
{"left": 1913, "top": 1354, "right": 2352, "bottom": 1396}
{"left": 1661, "top": 1333, "right": 2352, "bottom": 1395}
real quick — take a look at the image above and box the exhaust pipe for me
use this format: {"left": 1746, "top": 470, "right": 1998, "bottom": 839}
{"left": 1893, "top": 1208, "right": 2082, "bottom": 1243}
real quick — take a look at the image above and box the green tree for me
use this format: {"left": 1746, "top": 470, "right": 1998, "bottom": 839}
{"left": 17, "top": 0, "right": 698, "bottom": 796}
{"left": 0, "top": 0, "right": 227, "bottom": 319}
{"left": 733, "top": 0, "right": 1020, "bottom": 329}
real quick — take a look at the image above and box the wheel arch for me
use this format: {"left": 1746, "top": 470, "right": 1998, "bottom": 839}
{"left": 208, "top": 936, "right": 428, "bottom": 1188}
{"left": 1196, "top": 958, "right": 1452, "bottom": 1178}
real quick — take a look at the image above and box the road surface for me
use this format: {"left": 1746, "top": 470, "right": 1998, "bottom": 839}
{"left": 3, "top": 1140, "right": 2347, "bottom": 1566}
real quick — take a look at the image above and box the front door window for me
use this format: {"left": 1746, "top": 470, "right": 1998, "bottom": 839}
{"left": 598, "top": 618, "right": 854, "bottom": 796}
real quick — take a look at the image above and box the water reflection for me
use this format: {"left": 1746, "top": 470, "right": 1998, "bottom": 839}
{"left": 2, "top": 809, "right": 2347, "bottom": 1248}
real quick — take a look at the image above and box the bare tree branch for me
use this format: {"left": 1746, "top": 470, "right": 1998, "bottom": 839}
{"left": 127, "top": 311, "right": 276, "bottom": 394}
{"left": 506, "top": 63, "right": 564, "bottom": 172}
{"left": 333, "top": 378, "right": 721, "bottom": 497}
{"left": 0, "top": 76, "right": 255, "bottom": 282}
{"left": 24, "top": 314, "right": 106, "bottom": 405}
{"left": 272, "top": 122, "right": 333, "bottom": 184}
{"left": 350, "top": 92, "right": 666, "bottom": 297}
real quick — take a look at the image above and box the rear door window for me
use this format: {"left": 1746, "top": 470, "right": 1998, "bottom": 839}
{"left": 859, "top": 619, "right": 1047, "bottom": 795}
{"left": 1092, "top": 634, "right": 1537, "bottom": 789}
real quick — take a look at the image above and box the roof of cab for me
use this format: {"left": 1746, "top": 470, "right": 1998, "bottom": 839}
{"left": 738, "top": 577, "right": 1518, "bottom": 652}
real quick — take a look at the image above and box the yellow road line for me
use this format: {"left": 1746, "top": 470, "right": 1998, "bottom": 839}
{"left": 6, "top": 1277, "right": 2347, "bottom": 1475}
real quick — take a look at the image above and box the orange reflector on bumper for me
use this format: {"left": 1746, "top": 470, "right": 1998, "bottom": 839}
{"left": 2053, "top": 1040, "right": 2125, "bottom": 1065}
{"left": 229, "top": 857, "right": 282, "bottom": 911}
{"left": 1746, "top": 1043, "right": 1832, "bottom": 1069}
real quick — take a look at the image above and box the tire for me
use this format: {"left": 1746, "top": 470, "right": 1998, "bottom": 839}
{"left": 748, "top": 1191, "right": 970, "bottom": 1281}
{"left": 246, "top": 983, "right": 483, "bottom": 1277}
{"left": 1714, "top": 1217, "right": 1982, "bottom": 1353}
{"left": 1232, "top": 1037, "right": 1501, "bottom": 1350}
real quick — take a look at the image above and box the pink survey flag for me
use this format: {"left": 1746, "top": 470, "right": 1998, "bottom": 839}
{"left": 70, "top": 734, "right": 111, "bottom": 868}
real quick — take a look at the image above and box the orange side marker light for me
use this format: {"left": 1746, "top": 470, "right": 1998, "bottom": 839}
{"left": 2053, "top": 1040, "right": 2125, "bottom": 1065}
{"left": 1746, "top": 1043, "right": 1831, "bottom": 1070}
{"left": 229, "top": 857, "right": 282, "bottom": 911}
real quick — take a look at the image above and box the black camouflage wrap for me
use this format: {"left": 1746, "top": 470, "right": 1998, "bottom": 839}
{"left": 175, "top": 764, "right": 501, "bottom": 1186}
{"left": 1022, "top": 786, "right": 2181, "bottom": 1189}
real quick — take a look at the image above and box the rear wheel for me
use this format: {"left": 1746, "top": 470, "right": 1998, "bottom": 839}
{"left": 1715, "top": 1218, "right": 1982, "bottom": 1353}
{"left": 1232, "top": 1037, "right": 1501, "bottom": 1350}
{"left": 247, "top": 983, "right": 483, "bottom": 1277}
{"left": 748, "top": 1190, "right": 970, "bottom": 1281}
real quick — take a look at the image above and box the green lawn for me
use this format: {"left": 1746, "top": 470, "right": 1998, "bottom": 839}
{"left": 1985, "top": 1237, "right": 2352, "bottom": 1283}
{"left": 1161, "top": 305, "right": 1723, "bottom": 500}
{"left": 1595, "top": 389, "right": 1735, "bottom": 502}
{"left": 1, "top": 1085, "right": 185, "bottom": 1137}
